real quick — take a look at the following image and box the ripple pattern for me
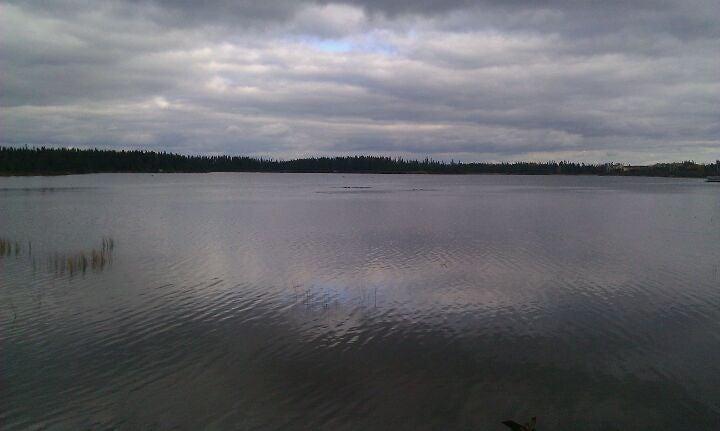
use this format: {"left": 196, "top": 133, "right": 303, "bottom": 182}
{"left": 2, "top": 173, "right": 720, "bottom": 430}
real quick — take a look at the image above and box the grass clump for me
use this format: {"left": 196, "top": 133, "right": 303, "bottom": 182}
{"left": 1, "top": 236, "right": 115, "bottom": 277}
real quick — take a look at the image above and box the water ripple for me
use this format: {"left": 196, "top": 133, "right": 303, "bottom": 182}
{"left": 2, "top": 174, "right": 720, "bottom": 430}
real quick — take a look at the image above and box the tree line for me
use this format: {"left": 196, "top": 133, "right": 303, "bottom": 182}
{"left": 1, "top": 146, "right": 717, "bottom": 177}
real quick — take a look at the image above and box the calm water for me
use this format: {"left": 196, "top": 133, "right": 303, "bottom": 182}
{"left": 1, "top": 173, "right": 719, "bottom": 430}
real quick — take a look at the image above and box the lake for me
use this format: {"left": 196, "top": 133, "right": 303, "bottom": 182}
{"left": 1, "top": 173, "right": 719, "bottom": 430}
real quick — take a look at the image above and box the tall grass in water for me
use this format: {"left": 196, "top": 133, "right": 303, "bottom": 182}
{"left": 49, "top": 237, "right": 114, "bottom": 276}
{"left": 0, "top": 238, "right": 22, "bottom": 257}
{"left": 1, "top": 236, "right": 115, "bottom": 277}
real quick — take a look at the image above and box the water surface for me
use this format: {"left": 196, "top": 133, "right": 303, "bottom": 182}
{"left": 2, "top": 173, "right": 719, "bottom": 430}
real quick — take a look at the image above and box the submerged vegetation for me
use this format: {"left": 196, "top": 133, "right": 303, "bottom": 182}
{"left": 1, "top": 146, "right": 718, "bottom": 177}
{"left": 0, "top": 237, "right": 114, "bottom": 276}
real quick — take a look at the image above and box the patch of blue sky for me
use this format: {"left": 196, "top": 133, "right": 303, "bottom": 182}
{"left": 294, "top": 35, "right": 397, "bottom": 55}
{"left": 312, "top": 39, "right": 353, "bottom": 53}
{"left": 355, "top": 38, "right": 397, "bottom": 55}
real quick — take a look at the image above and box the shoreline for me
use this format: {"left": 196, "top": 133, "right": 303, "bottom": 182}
{"left": 3, "top": 147, "right": 717, "bottom": 179}
{"left": 0, "top": 170, "right": 710, "bottom": 179}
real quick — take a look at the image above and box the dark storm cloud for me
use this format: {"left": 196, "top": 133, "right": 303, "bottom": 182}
{"left": 0, "top": 0, "right": 718, "bottom": 162}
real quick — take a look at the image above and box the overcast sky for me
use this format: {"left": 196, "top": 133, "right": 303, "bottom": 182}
{"left": 1, "top": 1, "right": 718, "bottom": 163}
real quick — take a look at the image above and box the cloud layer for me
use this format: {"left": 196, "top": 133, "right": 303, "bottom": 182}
{"left": 1, "top": 0, "right": 718, "bottom": 162}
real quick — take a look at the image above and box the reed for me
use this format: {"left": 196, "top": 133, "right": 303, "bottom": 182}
{"left": 0, "top": 236, "right": 115, "bottom": 276}
{"left": 0, "top": 238, "right": 18, "bottom": 256}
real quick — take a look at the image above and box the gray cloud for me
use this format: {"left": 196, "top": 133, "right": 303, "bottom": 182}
{"left": 0, "top": 0, "right": 718, "bottom": 163}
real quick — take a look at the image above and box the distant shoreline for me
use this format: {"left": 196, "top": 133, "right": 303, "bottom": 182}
{"left": 2, "top": 146, "right": 718, "bottom": 178}
{"left": 0, "top": 171, "right": 711, "bottom": 179}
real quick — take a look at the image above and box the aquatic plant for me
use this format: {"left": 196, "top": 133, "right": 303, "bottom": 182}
{"left": 1, "top": 236, "right": 115, "bottom": 276}
{"left": 0, "top": 238, "right": 21, "bottom": 257}
{"left": 502, "top": 417, "right": 537, "bottom": 431}
{"left": 48, "top": 238, "right": 114, "bottom": 276}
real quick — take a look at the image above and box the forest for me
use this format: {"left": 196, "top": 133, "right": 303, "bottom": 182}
{"left": 1, "top": 146, "right": 717, "bottom": 177}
